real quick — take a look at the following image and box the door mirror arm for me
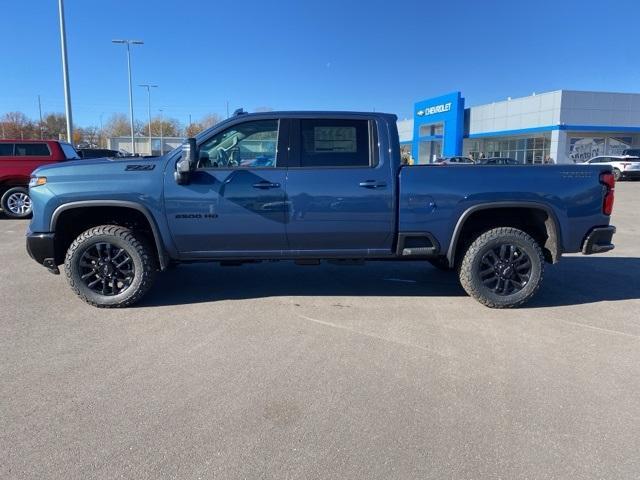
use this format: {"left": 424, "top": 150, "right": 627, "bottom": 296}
{"left": 175, "top": 138, "right": 197, "bottom": 185}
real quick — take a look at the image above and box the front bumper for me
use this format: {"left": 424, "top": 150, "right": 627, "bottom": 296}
{"left": 621, "top": 170, "right": 640, "bottom": 179}
{"left": 26, "top": 231, "right": 59, "bottom": 274}
{"left": 582, "top": 226, "right": 616, "bottom": 255}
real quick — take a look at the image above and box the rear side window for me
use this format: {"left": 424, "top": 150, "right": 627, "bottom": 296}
{"left": 15, "top": 143, "right": 50, "bottom": 156}
{"left": 299, "top": 119, "right": 371, "bottom": 167}
{"left": 0, "top": 144, "right": 14, "bottom": 156}
{"left": 60, "top": 143, "right": 80, "bottom": 159}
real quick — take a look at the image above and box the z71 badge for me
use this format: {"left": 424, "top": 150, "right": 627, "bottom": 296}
{"left": 125, "top": 164, "right": 156, "bottom": 171}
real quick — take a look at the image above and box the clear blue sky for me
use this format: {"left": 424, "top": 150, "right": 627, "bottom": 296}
{"left": 1, "top": 0, "right": 638, "bottom": 127}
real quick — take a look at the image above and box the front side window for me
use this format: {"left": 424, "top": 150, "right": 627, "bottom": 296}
{"left": 198, "top": 120, "right": 278, "bottom": 169}
{"left": 15, "top": 143, "right": 50, "bottom": 156}
{"left": 299, "top": 119, "right": 370, "bottom": 167}
{"left": 0, "top": 143, "right": 14, "bottom": 156}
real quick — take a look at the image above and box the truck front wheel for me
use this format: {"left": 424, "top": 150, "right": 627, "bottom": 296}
{"left": 459, "top": 227, "right": 544, "bottom": 308}
{"left": 64, "top": 225, "right": 156, "bottom": 308}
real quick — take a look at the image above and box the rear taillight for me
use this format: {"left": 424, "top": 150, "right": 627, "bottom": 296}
{"left": 600, "top": 172, "right": 615, "bottom": 215}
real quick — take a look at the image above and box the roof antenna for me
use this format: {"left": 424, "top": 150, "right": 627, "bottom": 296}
{"left": 233, "top": 108, "right": 247, "bottom": 116}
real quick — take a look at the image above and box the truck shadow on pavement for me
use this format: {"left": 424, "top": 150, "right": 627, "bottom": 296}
{"left": 141, "top": 256, "right": 640, "bottom": 308}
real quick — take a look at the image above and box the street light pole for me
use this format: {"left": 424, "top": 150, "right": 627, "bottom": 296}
{"left": 57, "top": 0, "right": 73, "bottom": 143}
{"left": 159, "top": 109, "right": 164, "bottom": 155}
{"left": 99, "top": 113, "right": 104, "bottom": 148}
{"left": 138, "top": 84, "right": 157, "bottom": 155}
{"left": 112, "top": 39, "right": 143, "bottom": 155}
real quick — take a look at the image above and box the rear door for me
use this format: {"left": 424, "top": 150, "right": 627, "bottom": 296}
{"left": 11, "top": 142, "right": 54, "bottom": 177}
{"left": 284, "top": 117, "right": 394, "bottom": 255}
{"left": 163, "top": 118, "right": 289, "bottom": 256}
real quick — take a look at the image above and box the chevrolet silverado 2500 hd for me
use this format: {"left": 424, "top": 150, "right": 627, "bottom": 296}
{"left": 26, "top": 111, "right": 616, "bottom": 308}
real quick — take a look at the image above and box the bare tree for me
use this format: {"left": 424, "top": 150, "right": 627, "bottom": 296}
{"left": 200, "top": 113, "right": 223, "bottom": 129}
{"left": 103, "top": 113, "right": 131, "bottom": 138}
{"left": 143, "top": 116, "right": 181, "bottom": 137}
{"left": 1, "top": 112, "right": 36, "bottom": 139}
{"left": 41, "top": 113, "right": 67, "bottom": 140}
{"left": 183, "top": 113, "right": 223, "bottom": 137}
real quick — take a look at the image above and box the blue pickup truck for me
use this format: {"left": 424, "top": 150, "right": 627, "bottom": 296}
{"left": 26, "top": 111, "right": 616, "bottom": 308}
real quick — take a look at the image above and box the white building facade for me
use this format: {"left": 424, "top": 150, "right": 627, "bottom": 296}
{"left": 398, "top": 90, "right": 640, "bottom": 164}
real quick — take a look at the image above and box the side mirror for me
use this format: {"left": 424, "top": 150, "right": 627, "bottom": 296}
{"left": 174, "top": 138, "right": 197, "bottom": 185}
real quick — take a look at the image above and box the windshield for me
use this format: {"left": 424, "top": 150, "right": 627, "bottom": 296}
{"left": 60, "top": 143, "right": 80, "bottom": 160}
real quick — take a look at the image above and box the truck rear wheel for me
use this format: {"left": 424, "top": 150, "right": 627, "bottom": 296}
{"left": 1, "top": 187, "right": 32, "bottom": 218}
{"left": 459, "top": 227, "right": 544, "bottom": 308}
{"left": 64, "top": 225, "right": 156, "bottom": 308}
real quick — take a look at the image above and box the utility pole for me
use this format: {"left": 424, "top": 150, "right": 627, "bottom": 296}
{"left": 99, "top": 113, "right": 104, "bottom": 148}
{"left": 138, "top": 84, "right": 158, "bottom": 155}
{"left": 57, "top": 0, "right": 73, "bottom": 142}
{"left": 112, "top": 39, "right": 143, "bottom": 155}
{"left": 226, "top": 101, "right": 229, "bottom": 118}
{"left": 159, "top": 109, "right": 164, "bottom": 155}
{"left": 37, "top": 95, "right": 43, "bottom": 139}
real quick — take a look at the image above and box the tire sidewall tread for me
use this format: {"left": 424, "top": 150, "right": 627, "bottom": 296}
{"left": 459, "top": 227, "right": 544, "bottom": 308}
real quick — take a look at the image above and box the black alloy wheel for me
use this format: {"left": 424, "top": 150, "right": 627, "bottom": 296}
{"left": 478, "top": 243, "right": 532, "bottom": 296}
{"left": 79, "top": 242, "right": 135, "bottom": 296}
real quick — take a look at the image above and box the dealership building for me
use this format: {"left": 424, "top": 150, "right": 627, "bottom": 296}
{"left": 397, "top": 90, "right": 640, "bottom": 164}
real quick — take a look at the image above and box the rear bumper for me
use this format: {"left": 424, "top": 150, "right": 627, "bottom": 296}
{"left": 582, "top": 226, "right": 616, "bottom": 255}
{"left": 26, "top": 231, "right": 59, "bottom": 274}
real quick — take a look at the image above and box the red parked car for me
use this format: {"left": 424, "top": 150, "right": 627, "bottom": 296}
{"left": 0, "top": 139, "right": 79, "bottom": 218}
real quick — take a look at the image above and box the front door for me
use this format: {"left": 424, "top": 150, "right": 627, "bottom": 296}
{"left": 284, "top": 118, "right": 395, "bottom": 256}
{"left": 164, "top": 118, "right": 288, "bottom": 256}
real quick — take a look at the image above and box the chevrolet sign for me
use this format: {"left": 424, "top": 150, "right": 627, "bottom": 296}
{"left": 417, "top": 102, "right": 452, "bottom": 117}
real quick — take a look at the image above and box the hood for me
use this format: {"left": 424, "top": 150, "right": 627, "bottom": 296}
{"left": 32, "top": 155, "right": 164, "bottom": 179}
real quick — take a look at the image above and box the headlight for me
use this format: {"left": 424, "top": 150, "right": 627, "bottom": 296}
{"left": 29, "top": 176, "right": 47, "bottom": 188}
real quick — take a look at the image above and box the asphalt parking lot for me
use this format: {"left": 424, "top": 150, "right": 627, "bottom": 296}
{"left": 1, "top": 183, "right": 639, "bottom": 479}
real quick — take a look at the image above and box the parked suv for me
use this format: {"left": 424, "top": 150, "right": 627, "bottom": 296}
{"left": 621, "top": 148, "right": 640, "bottom": 157}
{"left": 582, "top": 155, "right": 640, "bottom": 181}
{"left": 478, "top": 157, "right": 522, "bottom": 165}
{"left": 0, "top": 139, "right": 79, "bottom": 218}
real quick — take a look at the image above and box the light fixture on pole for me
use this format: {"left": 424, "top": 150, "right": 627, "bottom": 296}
{"left": 112, "top": 39, "right": 143, "bottom": 155}
{"left": 138, "top": 84, "right": 158, "bottom": 155}
{"left": 58, "top": 0, "right": 73, "bottom": 143}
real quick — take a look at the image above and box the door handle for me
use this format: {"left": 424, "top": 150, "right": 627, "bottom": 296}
{"left": 252, "top": 181, "right": 281, "bottom": 189}
{"left": 359, "top": 180, "right": 387, "bottom": 189}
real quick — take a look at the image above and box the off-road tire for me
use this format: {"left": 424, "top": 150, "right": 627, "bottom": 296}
{"left": 64, "top": 225, "right": 156, "bottom": 308}
{"left": 428, "top": 257, "right": 454, "bottom": 271}
{"left": 1, "top": 187, "right": 32, "bottom": 219}
{"left": 459, "top": 227, "right": 544, "bottom": 308}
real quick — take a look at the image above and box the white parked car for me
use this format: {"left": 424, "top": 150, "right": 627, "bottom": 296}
{"left": 582, "top": 155, "right": 640, "bottom": 181}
